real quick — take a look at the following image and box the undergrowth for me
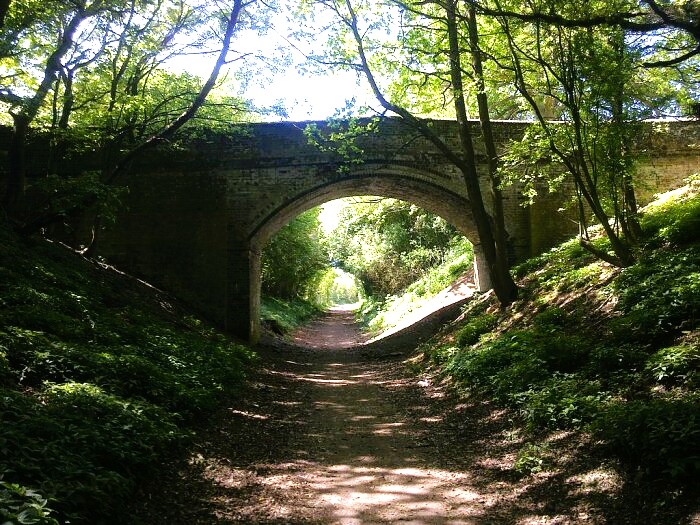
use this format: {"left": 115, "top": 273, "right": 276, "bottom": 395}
{"left": 359, "top": 238, "right": 473, "bottom": 334}
{"left": 260, "top": 295, "right": 321, "bottom": 334}
{"left": 0, "top": 227, "right": 254, "bottom": 524}
{"left": 423, "top": 182, "right": 700, "bottom": 492}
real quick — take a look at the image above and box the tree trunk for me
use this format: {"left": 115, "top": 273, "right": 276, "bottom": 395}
{"left": 446, "top": 0, "right": 518, "bottom": 304}
{"left": 4, "top": 113, "right": 29, "bottom": 216}
{"left": 4, "top": 9, "right": 93, "bottom": 224}
{"left": 466, "top": 6, "right": 512, "bottom": 269}
{"left": 0, "top": 0, "right": 9, "bottom": 28}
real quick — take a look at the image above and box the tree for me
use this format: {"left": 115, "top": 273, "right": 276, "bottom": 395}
{"left": 301, "top": 0, "right": 519, "bottom": 304}
{"left": 485, "top": 0, "right": 659, "bottom": 266}
{"left": 326, "top": 198, "right": 462, "bottom": 296}
{"left": 1, "top": 0, "right": 256, "bottom": 239}
{"left": 262, "top": 208, "right": 331, "bottom": 299}
{"left": 1, "top": 0, "right": 115, "bottom": 214}
{"left": 467, "top": 0, "right": 700, "bottom": 68}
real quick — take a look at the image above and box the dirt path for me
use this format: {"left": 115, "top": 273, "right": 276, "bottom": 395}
{"left": 133, "top": 309, "right": 645, "bottom": 524}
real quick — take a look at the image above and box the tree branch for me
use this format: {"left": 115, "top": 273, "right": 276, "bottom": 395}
{"left": 105, "top": 0, "right": 245, "bottom": 183}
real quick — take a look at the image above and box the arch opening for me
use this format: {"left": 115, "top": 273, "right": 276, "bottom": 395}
{"left": 250, "top": 174, "right": 479, "bottom": 249}
{"left": 246, "top": 175, "right": 495, "bottom": 343}
{"left": 227, "top": 174, "right": 499, "bottom": 343}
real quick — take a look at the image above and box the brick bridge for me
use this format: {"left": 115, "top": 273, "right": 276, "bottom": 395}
{"left": 28, "top": 118, "right": 700, "bottom": 341}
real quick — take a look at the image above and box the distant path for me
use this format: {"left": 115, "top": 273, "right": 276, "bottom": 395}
{"left": 291, "top": 305, "right": 368, "bottom": 349}
{"left": 133, "top": 303, "right": 630, "bottom": 524}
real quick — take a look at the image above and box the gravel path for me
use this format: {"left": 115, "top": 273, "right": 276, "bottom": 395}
{"left": 131, "top": 308, "right": 660, "bottom": 524}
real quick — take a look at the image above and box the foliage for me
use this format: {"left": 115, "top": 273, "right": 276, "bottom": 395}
{"left": 513, "top": 443, "right": 552, "bottom": 476}
{"left": 423, "top": 184, "right": 700, "bottom": 480}
{"left": 308, "top": 268, "right": 363, "bottom": 307}
{"left": 26, "top": 172, "right": 125, "bottom": 233}
{"left": 327, "top": 198, "right": 466, "bottom": 297}
{"left": 303, "top": 117, "right": 379, "bottom": 173}
{"left": 455, "top": 313, "right": 497, "bottom": 347}
{"left": 0, "top": 224, "right": 253, "bottom": 523}
{"left": 260, "top": 296, "right": 321, "bottom": 335}
{"left": 610, "top": 247, "right": 700, "bottom": 344}
{"left": 356, "top": 236, "right": 473, "bottom": 334}
{"left": 262, "top": 208, "right": 331, "bottom": 300}
{"left": 641, "top": 185, "right": 700, "bottom": 247}
{"left": 592, "top": 396, "right": 700, "bottom": 480}
{"left": 0, "top": 479, "right": 58, "bottom": 525}
{"left": 646, "top": 344, "right": 700, "bottom": 388}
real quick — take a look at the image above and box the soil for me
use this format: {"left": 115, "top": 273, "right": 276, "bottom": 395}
{"left": 132, "top": 307, "right": 699, "bottom": 525}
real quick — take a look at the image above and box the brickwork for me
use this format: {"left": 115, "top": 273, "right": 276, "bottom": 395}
{"left": 2, "top": 119, "right": 697, "bottom": 341}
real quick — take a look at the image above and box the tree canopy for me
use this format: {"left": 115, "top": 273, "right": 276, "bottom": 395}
{"left": 0, "top": 0, "right": 265, "bottom": 237}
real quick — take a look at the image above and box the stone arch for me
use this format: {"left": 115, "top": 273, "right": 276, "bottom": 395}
{"left": 230, "top": 172, "right": 492, "bottom": 342}
{"left": 250, "top": 173, "right": 478, "bottom": 247}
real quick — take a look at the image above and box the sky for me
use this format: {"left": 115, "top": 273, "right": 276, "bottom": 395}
{"left": 169, "top": 11, "right": 380, "bottom": 226}
{"left": 244, "top": 66, "right": 371, "bottom": 121}
{"left": 168, "top": 6, "right": 377, "bottom": 122}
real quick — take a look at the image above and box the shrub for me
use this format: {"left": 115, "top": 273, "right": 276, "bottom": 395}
{"left": 592, "top": 395, "right": 700, "bottom": 479}
{"left": 517, "top": 377, "right": 610, "bottom": 429}
{"left": 611, "top": 247, "right": 700, "bottom": 344}
{"left": 261, "top": 296, "right": 321, "bottom": 334}
{"left": 588, "top": 344, "right": 650, "bottom": 375}
{"left": 514, "top": 443, "right": 552, "bottom": 476}
{"left": 456, "top": 313, "right": 498, "bottom": 347}
{"left": 645, "top": 344, "right": 699, "bottom": 387}
{"left": 0, "top": 479, "right": 59, "bottom": 525}
{"left": 0, "top": 224, "right": 254, "bottom": 523}
{"left": 641, "top": 191, "right": 700, "bottom": 246}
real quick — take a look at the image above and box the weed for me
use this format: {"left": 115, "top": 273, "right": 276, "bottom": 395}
{"left": 645, "top": 344, "right": 699, "bottom": 387}
{"left": 456, "top": 314, "right": 498, "bottom": 347}
{"left": 514, "top": 443, "right": 552, "bottom": 476}
{"left": 0, "top": 225, "right": 253, "bottom": 522}
{"left": 426, "top": 185, "right": 700, "bottom": 483}
{"left": 0, "top": 479, "right": 58, "bottom": 525}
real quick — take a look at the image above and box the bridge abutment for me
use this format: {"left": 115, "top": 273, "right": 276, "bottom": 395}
{"left": 472, "top": 245, "right": 493, "bottom": 292}
{"left": 226, "top": 243, "right": 262, "bottom": 343}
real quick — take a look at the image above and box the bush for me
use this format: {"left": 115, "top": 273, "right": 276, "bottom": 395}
{"left": 641, "top": 191, "right": 700, "bottom": 246}
{"left": 592, "top": 395, "right": 700, "bottom": 479}
{"left": 456, "top": 313, "right": 498, "bottom": 347}
{"left": 0, "top": 479, "right": 59, "bottom": 525}
{"left": 1, "top": 383, "right": 183, "bottom": 522}
{"left": 0, "top": 224, "right": 254, "bottom": 523}
{"left": 611, "top": 247, "right": 700, "bottom": 344}
{"left": 261, "top": 208, "right": 330, "bottom": 299}
{"left": 514, "top": 443, "right": 552, "bottom": 476}
{"left": 516, "top": 377, "right": 610, "bottom": 429}
{"left": 588, "top": 344, "right": 650, "bottom": 375}
{"left": 645, "top": 344, "right": 700, "bottom": 387}
{"left": 261, "top": 296, "right": 320, "bottom": 334}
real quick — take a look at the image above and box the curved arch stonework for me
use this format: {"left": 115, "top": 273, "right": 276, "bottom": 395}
{"left": 249, "top": 172, "right": 479, "bottom": 246}
{"left": 237, "top": 172, "right": 497, "bottom": 342}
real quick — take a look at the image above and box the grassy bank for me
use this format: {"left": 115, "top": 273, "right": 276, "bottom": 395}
{"left": 260, "top": 295, "right": 322, "bottom": 335}
{"left": 0, "top": 228, "right": 253, "bottom": 524}
{"left": 417, "top": 180, "right": 699, "bottom": 520}
{"left": 359, "top": 237, "right": 473, "bottom": 334}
